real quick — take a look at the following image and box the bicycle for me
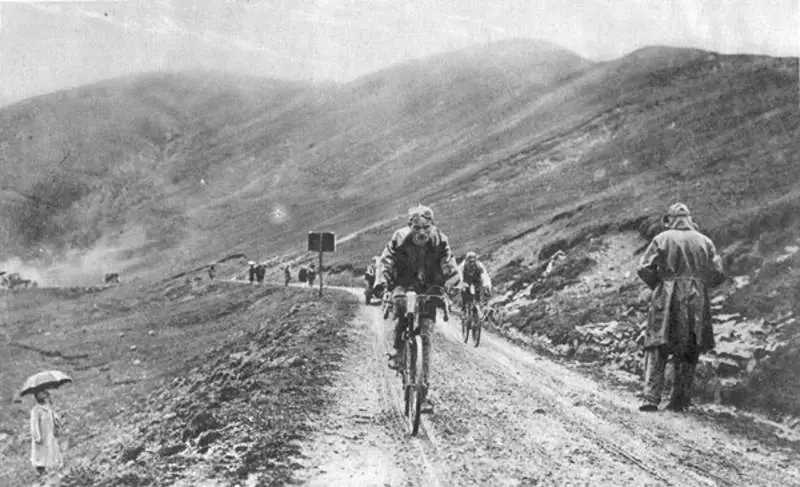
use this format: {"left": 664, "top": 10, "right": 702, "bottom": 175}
{"left": 461, "top": 284, "right": 482, "bottom": 347}
{"left": 394, "top": 285, "right": 449, "bottom": 436}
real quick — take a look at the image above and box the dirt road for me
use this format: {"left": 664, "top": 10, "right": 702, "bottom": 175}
{"left": 296, "top": 288, "right": 800, "bottom": 486}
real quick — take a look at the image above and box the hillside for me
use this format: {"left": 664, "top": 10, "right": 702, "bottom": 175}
{"left": 0, "top": 70, "right": 317, "bottom": 282}
{"left": 1, "top": 40, "right": 799, "bottom": 420}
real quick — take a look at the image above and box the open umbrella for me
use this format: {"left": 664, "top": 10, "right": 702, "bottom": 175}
{"left": 19, "top": 370, "right": 72, "bottom": 397}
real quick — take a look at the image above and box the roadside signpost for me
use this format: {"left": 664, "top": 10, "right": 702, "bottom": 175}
{"left": 307, "top": 232, "right": 335, "bottom": 296}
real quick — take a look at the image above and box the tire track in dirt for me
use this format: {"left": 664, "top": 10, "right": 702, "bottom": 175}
{"left": 295, "top": 296, "right": 444, "bottom": 486}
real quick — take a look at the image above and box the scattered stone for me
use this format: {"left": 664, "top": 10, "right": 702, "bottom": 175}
{"left": 197, "top": 430, "right": 223, "bottom": 448}
{"left": 119, "top": 444, "right": 145, "bottom": 463}
{"left": 733, "top": 275, "right": 751, "bottom": 288}
{"left": 183, "top": 411, "right": 222, "bottom": 441}
{"left": 130, "top": 345, "right": 137, "bottom": 351}
{"left": 158, "top": 443, "right": 186, "bottom": 458}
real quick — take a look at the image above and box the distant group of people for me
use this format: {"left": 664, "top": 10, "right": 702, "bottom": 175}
{"left": 297, "top": 263, "right": 317, "bottom": 286}
{"left": 203, "top": 260, "right": 317, "bottom": 288}
{"left": 247, "top": 261, "right": 268, "bottom": 283}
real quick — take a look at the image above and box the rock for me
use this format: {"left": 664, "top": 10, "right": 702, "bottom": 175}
{"left": 574, "top": 343, "right": 604, "bottom": 363}
{"left": 133, "top": 359, "right": 142, "bottom": 366}
{"left": 197, "top": 430, "right": 223, "bottom": 448}
{"left": 148, "top": 330, "right": 155, "bottom": 336}
{"left": 289, "top": 356, "right": 306, "bottom": 367}
{"left": 119, "top": 444, "right": 145, "bottom": 463}
{"left": 130, "top": 345, "right": 137, "bottom": 351}
{"left": 554, "top": 344, "right": 571, "bottom": 356}
{"left": 733, "top": 275, "right": 750, "bottom": 288}
{"left": 182, "top": 411, "right": 222, "bottom": 441}
{"left": 158, "top": 443, "right": 186, "bottom": 457}
{"left": 715, "top": 358, "right": 741, "bottom": 378}
{"left": 711, "top": 295, "right": 726, "bottom": 305}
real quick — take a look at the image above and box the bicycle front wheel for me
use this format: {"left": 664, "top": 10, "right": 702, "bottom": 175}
{"left": 403, "top": 337, "right": 413, "bottom": 417}
{"left": 408, "top": 334, "right": 424, "bottom": 436}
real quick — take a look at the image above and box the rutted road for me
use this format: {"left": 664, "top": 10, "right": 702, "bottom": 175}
{"left": 296, "top": 287, "right": 800, "bottom": 486}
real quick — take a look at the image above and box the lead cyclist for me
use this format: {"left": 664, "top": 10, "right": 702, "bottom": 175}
{"left": 381, "top": 205, "right": 460, "bottom": 413}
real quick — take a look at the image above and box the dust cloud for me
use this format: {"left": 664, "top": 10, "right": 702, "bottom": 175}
{"left": 0, "top": 227, "right": 149, "bottom": 287}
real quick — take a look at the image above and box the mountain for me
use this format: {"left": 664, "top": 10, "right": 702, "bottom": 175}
{"left": 1, "top": 40, "right": 797, "bottom": 276}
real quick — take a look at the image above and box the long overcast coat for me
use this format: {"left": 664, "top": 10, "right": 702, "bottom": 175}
{"left": 637, "top": 219, "right": 726, "bottom": 355}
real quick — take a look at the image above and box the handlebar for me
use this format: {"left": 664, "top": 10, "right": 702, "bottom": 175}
{"left": 404, "top": 285, "right": 450, "bottom": 322}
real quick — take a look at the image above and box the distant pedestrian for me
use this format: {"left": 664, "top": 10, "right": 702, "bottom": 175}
{"left": 636, "top": 203, "right": 726, "bottom": 412}
{"left": 284, "top": 266, "right": 291, "bottom": 287}
{"left": 255, "top": 263, "right": 266, "bottom": 283}
{"left": 30, "top": 390, "right": 63, "bottom": 477}
{"left": 208, "top": 264, "right": 216, "bottom": 280}
{"left": 307, "top": 264, "right": 316, "bottom": 287}
{"left": 248, "top": 261, "right": 257, "bottom": 283}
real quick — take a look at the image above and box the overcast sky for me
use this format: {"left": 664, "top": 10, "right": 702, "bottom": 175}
{"left": 0, "top": 0, "right": 797, "bottom": 104}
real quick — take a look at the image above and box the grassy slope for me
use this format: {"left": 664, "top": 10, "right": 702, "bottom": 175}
{"left": 0, "top": 282, "right": 356, "bottom": 485}
{"left": 0, "top": 70, "right": 316, "bottom": 279}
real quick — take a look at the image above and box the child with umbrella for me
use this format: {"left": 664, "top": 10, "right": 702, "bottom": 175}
{"left": 20, "top": 370, "right": 71, "bottom": 477}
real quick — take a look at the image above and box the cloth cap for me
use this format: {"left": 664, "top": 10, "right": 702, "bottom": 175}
{"left": 667, "top": 203, "right": 690, "bottom": 217}
{"left": 466, "top": 251, "right": 477, "bottom": 260}
{"left": 408, "top": 205, "right": 434, "bottom": 224}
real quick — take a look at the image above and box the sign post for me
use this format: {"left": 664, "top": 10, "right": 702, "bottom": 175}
{"left": 307, "top": 232, "right": 336, "bottom": 297}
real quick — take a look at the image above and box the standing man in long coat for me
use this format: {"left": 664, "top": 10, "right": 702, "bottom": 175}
{"left": 636, "top": 203, "right": 726, "bottom": 412}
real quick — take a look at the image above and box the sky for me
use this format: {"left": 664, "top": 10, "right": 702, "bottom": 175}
{"left": 0, "top": 0, "right": 797, "bottom": 104}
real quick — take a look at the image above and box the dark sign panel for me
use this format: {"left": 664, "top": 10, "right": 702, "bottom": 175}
{"left": 308, "top": 232, "right": 336, "bottom": 252}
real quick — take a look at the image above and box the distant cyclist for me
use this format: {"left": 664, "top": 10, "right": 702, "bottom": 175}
{"left": 381, "top": 204, "right": 460, "bottom": 413}
{"left": 458, "top": 252, "right": 492, "bottom": 312}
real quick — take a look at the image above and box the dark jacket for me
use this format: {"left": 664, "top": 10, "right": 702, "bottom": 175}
{"left": 381, "top": 226, "right": 459, "bottom": 291}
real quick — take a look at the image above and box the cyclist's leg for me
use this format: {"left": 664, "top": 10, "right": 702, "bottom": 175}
{"left": 391, "top": 286, "right": 408, "bottom": 354}
{"left": 420, "top": 312, "right": 435, "bottom": 391}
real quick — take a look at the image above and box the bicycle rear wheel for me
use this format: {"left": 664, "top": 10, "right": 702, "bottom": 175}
{"left": 408, "top": 334, "right": 424, "bottom": 436}
{"left": 473, "top": 317, "right": 482, "bottom": 347}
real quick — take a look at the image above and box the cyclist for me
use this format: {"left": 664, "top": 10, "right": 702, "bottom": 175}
{"left": 364, "top": 258, "right": 376, "bottom": 291}
{"left": 381, "top": 204, "right": 460, "bottom": 412}
{"left": 458, "top": 252, "right": 492, "bottom": 313}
